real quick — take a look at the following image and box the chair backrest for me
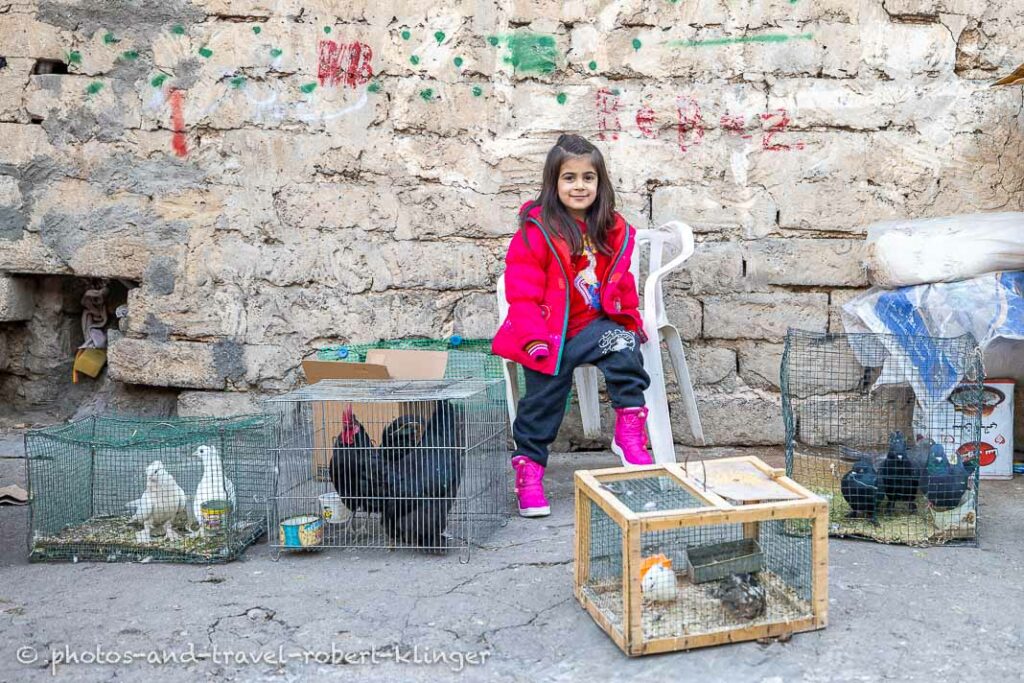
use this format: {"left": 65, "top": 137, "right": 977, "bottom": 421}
{"left": 497, "top": 221, "right": 695, "bottom": 322}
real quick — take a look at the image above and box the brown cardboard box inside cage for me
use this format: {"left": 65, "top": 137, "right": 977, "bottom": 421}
{"left": 301, "top": 349, "right": 449, "bottom": 479}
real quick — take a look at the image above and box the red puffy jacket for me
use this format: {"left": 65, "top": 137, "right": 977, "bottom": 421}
{"left": 492, "top": 205, "right": 647, "bottom": 376}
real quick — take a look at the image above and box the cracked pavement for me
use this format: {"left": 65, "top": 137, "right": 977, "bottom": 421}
{"left": 1, "top": 430, "right": 1023, "bottom": 681}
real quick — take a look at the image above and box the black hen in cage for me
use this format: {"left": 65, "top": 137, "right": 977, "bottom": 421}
{"left": 781, "top": 329, "right": 984, "bottom": 546}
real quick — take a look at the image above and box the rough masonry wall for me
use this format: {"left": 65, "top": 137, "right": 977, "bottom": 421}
{"left": 0, "top": 0, "right": 1022, "bottom": 442}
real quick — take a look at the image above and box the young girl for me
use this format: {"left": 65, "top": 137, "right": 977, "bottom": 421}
{"left": 492, "top": 134, "right": 652, "bottom": 518}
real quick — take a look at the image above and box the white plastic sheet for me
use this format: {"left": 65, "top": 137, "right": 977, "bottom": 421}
{"left": 864, "top": 212, "right": 1024, "bottom": 288}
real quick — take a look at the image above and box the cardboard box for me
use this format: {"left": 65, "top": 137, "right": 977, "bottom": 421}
{"left": 301, "top": 349, "right": 449, "bottom": 479}
{"left": 946, "top": 378, "right": 1015, "bottom": 480}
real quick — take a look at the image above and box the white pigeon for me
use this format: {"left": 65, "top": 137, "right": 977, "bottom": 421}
{"left": 126, "top": 460, "right": 190, "bottom": 544}
{"left": 192, "top": 445, "right": 237, "bottom": 537}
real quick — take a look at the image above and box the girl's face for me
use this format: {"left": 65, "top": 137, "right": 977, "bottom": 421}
{"left": 557, "top": 155, "right": 598, "bottom": 220}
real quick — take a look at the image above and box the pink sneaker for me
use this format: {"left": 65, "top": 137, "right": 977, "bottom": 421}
{"left": 611, "top": 406, "right": 653, "bottom": 466}
{"left": 512, "top": 455, "right": 551, "bottom": 517}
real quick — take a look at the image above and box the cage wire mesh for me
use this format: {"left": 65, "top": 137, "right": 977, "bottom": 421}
{"left": 781, "top": 329, "right": 985, "bottom": 546}
{"left": 26, "top": 415, "right": 276, "bottom": 563}
{"left": 579, "top": 473, "right": 815, "bottom": 644}
{"left": 264, "top": 378, "right": 510, "bottom": 561}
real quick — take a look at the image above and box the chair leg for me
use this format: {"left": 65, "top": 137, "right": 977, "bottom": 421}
{"left": 640, "top": 336, "right": 677, "bottom": 464}
{"left": 574, "top": 365, "right": 603, "bottom": 438}
{"left": 502, "top": 359, "right": 520, "bottom": 432}
{"left": 663, "top": 324, "right": 705, "bottom": 446}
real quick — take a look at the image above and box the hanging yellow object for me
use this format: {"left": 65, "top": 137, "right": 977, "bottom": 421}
{"left": 72, "top": 349, "right": 107, "bottom": 383}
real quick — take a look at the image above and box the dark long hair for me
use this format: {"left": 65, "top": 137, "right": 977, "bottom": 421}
{"left": 519, "top": 134, "right": 616, "bottom": 256}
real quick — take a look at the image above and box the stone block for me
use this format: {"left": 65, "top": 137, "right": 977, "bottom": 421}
{"left": 737, "top": 342, "right": 785, "bottom": 391}
{"left": 0, "top": 275, "right": 34, "bottom": 321}
{"left": 108, "top": 336, "right": 243, "bottom": 390}
{"left": 663, "top": 241, "right": 744, "bottom": 294}
{"left": 652, "top": 185, "right": 778, "bottom": 236}
{"left": 742, "top": 239, "right": 868, "bottom": 287}
{"left": 829, "top": 289, "right": 869, "bottom": 333}
{"left": 674, "top": 390, "right": 785, "bottom": 446}
{"left": 703, "top": 293, "right": 828, "bottom": 340}
{"left": 661, "top": 293, "right": 702, "bottom": 341}
{"left": 177, "top": 390, "right": 263, "bottom": 418}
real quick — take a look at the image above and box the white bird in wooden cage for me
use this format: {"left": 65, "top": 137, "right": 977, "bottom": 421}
{"left": 192, "top": 445, "right": 237, "bottom": 537}
{"left": 640, "top": 554, "right": 679, "bottom": 602}
{"left": 126, "top": 460, "right": 190, "bottom": 543}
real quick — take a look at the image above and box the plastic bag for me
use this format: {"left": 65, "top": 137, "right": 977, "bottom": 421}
{"left": 864, "top": 212, "right": 1024, "bottom": 288}
{"left": 842, "top": 271, "right": 1024, "bottom": 393}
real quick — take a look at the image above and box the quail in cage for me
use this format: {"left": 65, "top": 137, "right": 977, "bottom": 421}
{"left": 712, "top": 573, "right": 766, "bottom": 620}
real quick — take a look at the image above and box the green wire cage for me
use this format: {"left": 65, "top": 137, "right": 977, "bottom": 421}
{"left": 26, "top": 415, "right": 277, "bottom": 563}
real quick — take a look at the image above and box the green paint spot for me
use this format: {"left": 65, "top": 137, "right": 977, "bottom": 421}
{"left": 472, "top": 86, "right": 482, "bottom": 97}
{"left": 611, "top": 88, "right": 620, "bottom": 95}
{"left": 588, "top": 60, "right": 597, "bottom": 70}
{"left": 103, "top": 32, "right": 119, "bottom": 45}
{"left": 556, "top": 92, "right": 567, "bottom": 105}
{"left": 300, "top": 82, "right": 317, "bottom": 94}
{"left": 86, "top": 81, "right": 103, "bottom": 95}
{"left": 230, "top": 76, "right": 246, "bottom": 88}
{"left": 368, "top": 81, "right": 381, "bottom": 93}
{"left": 270, "top": 48, "right": 283, "bottom": 58}
{"left": 252, "top": 26, "right": 262, "bottom": 35}
{"left": 151, "top": 73, "right": 168, "bottom": 87}
{"left": 419, "top": 88, "right": 434, "bottom": 101}
{"left": 171, "top": 25, "right": 186, "bottom": 36}
{"left": 401, "top": 30, "right": 411, "bottom": 40}
{"left": 503, "top": 34, "right": 557, "bottom": 74}
{"left": 410, "top": 55, "right": 420, "bottom": 65}
{"left": 434, "top": 31, "right": 446, "bottom": 44}
{"left": 454, "top": 56, "right": 463, "bottom": 67}
{"left": 121, "top": 50, "right": 139, "bottom": 61}
{"left": 68, "top": 51, "right": 82, "bottom": 64}
{"left": 670, "top": 32, "right": 814, "bottom": 48}
{"left": 323, "top": 26, "right": 332, "bottom": 34}
{"left": 487, "top": 36, "right": 499, "bottom": 46}
{"left": 632, "top": 38, "right": 642, "bottom": 51}
{"left": 198, "top": 47, "right": 213, "bottom": 58}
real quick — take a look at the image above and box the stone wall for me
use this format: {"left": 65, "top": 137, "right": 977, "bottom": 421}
{"left": 0, "top": 0, "right": 1022, "bottom": 443}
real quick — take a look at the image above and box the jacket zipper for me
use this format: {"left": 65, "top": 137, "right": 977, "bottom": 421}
{"left": 527, "top": 218, "right": 570, "bottom": 375}
{"left": 602, "top": 224, "right": 631, "bottom": 312}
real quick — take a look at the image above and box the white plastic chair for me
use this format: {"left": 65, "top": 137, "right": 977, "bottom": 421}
{"left": 496, "top": 220, "right": 705, "bottom": 463}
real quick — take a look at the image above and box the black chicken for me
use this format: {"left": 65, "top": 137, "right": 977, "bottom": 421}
{"left": 879, "top": 430, "right": 920, "bottom": 514}
{"left": 381, "top": 401, "right": 466, "bottom": 552}
{"left": 329, "top": 406, "right": 384, "bottom": 513}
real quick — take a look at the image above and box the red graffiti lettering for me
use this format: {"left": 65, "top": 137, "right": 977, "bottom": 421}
{"left": 760, "top": 108, "right": 804, "bottom": 151}
{"left": 675, "top": 96, "right": 704, "bottom": 152}
{"left": 719, "top": 112, "right": 750, "bottom": 138}
{"left": 169, "top": 88, "right": 187, "bottom": 157}
{"left": 635, "top": 104, "right": 657, "bottom": 139}
{"left": 595, "top": 87, "right": 622, "bottom": 141}
{"left": 317, "top": 39, "right": 373, "bottom": 89}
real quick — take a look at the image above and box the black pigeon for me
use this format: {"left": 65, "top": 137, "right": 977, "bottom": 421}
{"left": 925, "top": 445, "right": 969, "bottom": 511}
{"left": 840, "top": 456, "right": 884, "bottom": 524}
{"left": 879, "top": 430, "right": 920, "bottom": 514}
{"left": 712, "top": 573, "right": 766, "bottom": 620}
{"left": 905, "top": 436, "right": 934, "bottom": 494}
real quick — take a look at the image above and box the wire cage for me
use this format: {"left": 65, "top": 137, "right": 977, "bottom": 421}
{"left": 25, "top": 415, "right": 276, "bottom": 563}
{"left": 574, "top": 458, "right": 828, "bottom": 655}
{"left": 781, "top": 329, "right": 985, "bottom": 546}
{"left": 264, "top": 378, "right": 511, "bottom": 561}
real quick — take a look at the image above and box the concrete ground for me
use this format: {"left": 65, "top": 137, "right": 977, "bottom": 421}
{"left": 1, "top": 426, "right": 1022, "bottom": 682}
